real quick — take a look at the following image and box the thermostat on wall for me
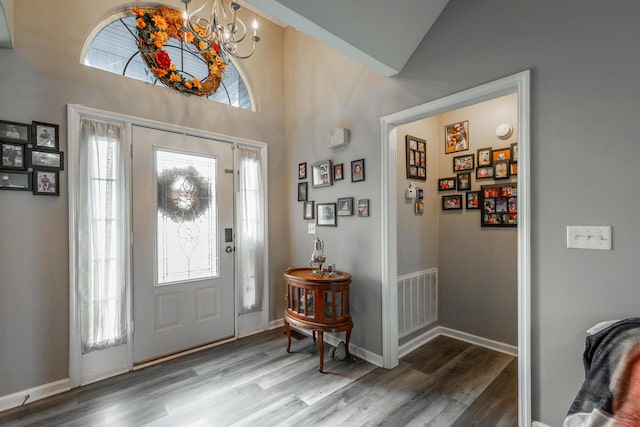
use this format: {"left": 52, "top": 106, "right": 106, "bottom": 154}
{"left": 328, "top": 128, "right": 350, "bottom": 148}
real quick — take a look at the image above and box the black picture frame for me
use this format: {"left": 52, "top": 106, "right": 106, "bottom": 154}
{"left": 476, "top": 166, "right": 494, "bottom": 180}
{"left": 33, "top": 169, "right": 60, "bottom": 196}
{"left": 453, "top": 153, "right": 474, "bottom": 172}
{"left": 0, "top": 120, "right": 30, "bottom": 142}
{"left": 405, "top": 135, "right": 427, "bottom": 181}
{"left": 415, "top": 200, "right": 424, "bottom": 215}
{"left": 477, "top": 147, "right": 493, "bottom": 166}
{"left": 456, "top": 172, "right": 471, "bottom": 191}
{"left": 317, "top": 202, "right": 337, "bottom": 226}
{"left": 297, "top": 182, "right": 308, "bottom": 201}
{"left": 357, "top": 199, "right": 370, "bottom": 217}
{"left": 298, "top": 162, "right": 307, "bottom": 180}
{"left": 1, "top": 142, "right": 27, "bottom": 170}
{"left": 466, "top": 191, "right": 480, "bottom": 209}
{"left": 333, "top": 163, "right": 344, "bottom": 181}
{"left": 444, "top": 120, "right": 469, "bottom": 154}
{"left": 442, "top": 194, "right": 463, "bottom": 210}
{"left": 29, "top": 149, "right": 64, "bottom": 170}
{"left": 303, "top": 201, "right": 315, "bottom": 220}
{"left": 311, "top": 159, "right": 333, "bottom": 188}
{"left": 510, "top": 162, "right": 518, "bottom": 176}
{"left": 492, "top": 147, "right": 511, "bottom": 163}
{"left": 337, "top": 197, "right": 353, "bottom": 216}
{"left": 351, "top": 158, "right": 365, "bottom": 182}
{"left": 0, "top": 170, "right": 32, "bottom": 191}
{"left": 32, "top": 121, "right": 59, "bottom": 151}
{"left": 480, "top": 183, "right": 517, "bottom": 227}
{"left": 438, "top": 177, "right": 456, "bottom": 191}
{"left": 510, "top": 142, "right": 518, "bottom": 163}
{"left": 494, "top": 159, "right": 510, "bottom": 180}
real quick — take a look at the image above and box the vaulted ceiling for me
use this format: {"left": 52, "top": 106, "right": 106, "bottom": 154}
{"left": 243, "top": 0, "right": 450, "bottom": 76}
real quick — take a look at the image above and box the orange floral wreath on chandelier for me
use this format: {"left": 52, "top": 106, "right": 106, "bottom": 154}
{"left": 133, "top": 6, "right": 226, "bottom": 97}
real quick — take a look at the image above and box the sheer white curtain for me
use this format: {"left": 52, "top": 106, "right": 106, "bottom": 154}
{"left": 236, "top": 147, "right": 265, "bottom": 314}
{"left": 77, "top": 118, "right": 128, "bottom": 353}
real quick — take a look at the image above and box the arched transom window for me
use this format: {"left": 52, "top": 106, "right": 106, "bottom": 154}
{"left": 82, "top": 9, "right": 253, "bottom": 110}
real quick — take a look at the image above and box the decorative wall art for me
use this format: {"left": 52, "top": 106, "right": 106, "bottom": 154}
{"left": 357, "top": 199, "right": 369, "bottom": 217}
{"left": 297, "top": 182, "right": 308, "bottom": 201}
{"left": 456, "top": 172, "right": 471, "bottom": 191}
{"left": 415, "top": 201, "right": 424, "bottom": 215}
{"left": 333, "top": 163, "right": 344, "bottom": 181}
{"left": 477, "top": 147, "right": 493, "bottom": 166}
{"left": 337, "top": 197, "right": 353, "bottom": 216}
{"left": 0, "top": 170, "right": 32, "bottom": 191}
{"left": 33, "top": 169, "right": 59, "bottom": 196}
{"left": 303, "top": 201, "right": 315, "bottom": 220}
{"left": 492, "top": 147, "right": 511, "bottom": 162}
{"left": 510, "top": 163, "right": 518, "bottom": 176}
{"left": 466, "top": 191, "right": 480, "bottom": 209}
{"left": 453, "top": 154, "right": 474, "bottom": 172}
{"left": 30, "top": 150, "right": 64, "bottom": 170}
{"left": 298, "top": 162, "right": 307, "bottom": 179}
{"left": 438, "top": 177, "right": 456, "bottom": 191}
{"left": 32, "top": 121, "right": 59, "bottom": 151}
{"left": 0, "top": 120, "right": 30, "bottom": 142}
{"left": 317, "top": 202, "right": 337, "bottom": 226}
{"left": 476, "top": 166, "right": 494, "bottom": 180}
{"left": 351, "top": 158, "right": 365, "bottom": 182}
{"left": 444, "top": 120, "right": 469, "bottom": 154}
{"left": 405, "top": 135, "right": 427, "bottom": 181}
{"left": 311, "top": 159, "right": 333, "bottom": 188}
{"left": 442, "top": 194, "right": 462, "bottom": 210}
{"left": 1, "top": 142, "right": 26, "bottom": 170}
{"left": 480, "top": 183, "right": 517, "bottom": 227}
{"left": 510, "top": 143, "right": 518, "bottom": 163}
{"left": 493, "top": 160, "right": 510, "bottom": 179}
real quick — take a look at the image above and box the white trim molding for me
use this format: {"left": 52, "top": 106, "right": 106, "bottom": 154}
{"left": 0, "top": 379, "right": 71, "bottom": 413}
{"left": 380, "top": 70, "right": 531, "bottom": 427}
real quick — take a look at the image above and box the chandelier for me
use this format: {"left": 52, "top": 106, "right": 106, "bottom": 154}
{"left": 181, "top": 0, "right": 260, "bottom": 59}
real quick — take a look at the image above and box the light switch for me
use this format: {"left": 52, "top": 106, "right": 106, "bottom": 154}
{"left": 566, "top": 226, "right": 612, "bottom": 250}
{"left": 308, "top": 223, "right": 316, "bottom": 234}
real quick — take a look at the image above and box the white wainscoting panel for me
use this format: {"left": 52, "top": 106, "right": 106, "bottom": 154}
{"left": 397, "top": 268, "right": 438, "bottom": 338}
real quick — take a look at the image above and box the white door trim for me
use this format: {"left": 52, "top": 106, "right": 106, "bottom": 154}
{"left": 379, "top": 70, "right": 531, "bottom": 427}
{"left": 67, "top": 104, "right": 269, "bottom": 387}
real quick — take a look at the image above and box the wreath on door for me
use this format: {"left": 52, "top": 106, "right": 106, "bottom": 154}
{"left": 157, "top": 166, "right": 210, "bottom": 222}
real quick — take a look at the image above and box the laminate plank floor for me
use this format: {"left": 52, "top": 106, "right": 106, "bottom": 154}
{"left": 0, "top": 330, "right": 517, "bottom": 426}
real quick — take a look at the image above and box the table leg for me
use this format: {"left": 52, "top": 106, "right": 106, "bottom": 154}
{"left": 317, "top": 331, "right": 324, "bottom": 373}
{"left": 312, "top": 331, "right": 316, "bottom": 342}
{"left": 284, "top": 320, "right": 291, "bottom": 353}
{"left": 345, "top": 327, "right": 352, "bottom": 357}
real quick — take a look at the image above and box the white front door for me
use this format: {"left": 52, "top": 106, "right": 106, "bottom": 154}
{"left": 132, "top": 126, "right": 235, "bottom": 363}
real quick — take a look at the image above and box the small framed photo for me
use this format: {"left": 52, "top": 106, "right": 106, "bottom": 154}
{"left": 317, "top": 202, "right": 337, "bottom": 226}
{"left": 456, "top": 172, "right": 471, "bottom": 191}
{"left": 303, "top": 201, "right": 315, "bottom": 220}
{"left": 29, "top": 150, "right": 64, "bottom": 170}
{"left": 444, "top": 120, "right": 469, "bottom": 154}
{"left": 477, "top": 147, "right": 493, "bottom": 166}
{"left": 298, "top": 162, "right": 307, "bottom": 180}
{"left": 1, "top": 142, "right": 26, "bottom": 170}
{"left": 438, "top": 177, "right": 456, "bottom": 191}
{"left": 351, "top": 158, "right": 365, "bottom": 182}
{"left": 510, "top": 162, "right": 518, "bottom": 176}
{"left": 357, "top": 199, "right": 370, "bottom": 217}
{"left": 33, "top": 169, "right": 59, "bottom": 196}
{"left": 466, "top": 191, "right": 480, "bottom": 209}
{"left": 453, "top": 154, "right": 474, "bottom": 172}
{"left": 492, "top": 147, "right": 511, "bottom": 162}
{"left": 32, "top": 121, "right": 59, "bottom": 151}
{"left": 442, "top": 194, "right": 462, "bottom": 210}
{"left": 415, "top": 200, "right": 424, "bottom": 215}
{"left": 297, "top": 182, "right": 308, "bottom": 201}
{"left": 337, "top": 197, "right": 353, "bottom": 216}
{"left": 476, "top": 166, "right": 494, "bottom": 180}
{"left": 0, "top": 170, "right": 32, "bottom": 191}
{"left": 493, "top": 160, "right": 510, "bottom": 179}
{"left": 311, "top": 159, "right": 333, "bottom": 188}
{"left": 406, "top": 135, "right": 427, "bottom": 181}
{"left": 510, "top": 143, "right": 518, "bottom": 163}
{"left": 416, "top": 187, "right": 424, "bottom": 200}
{"left": 333, "top": 163, "right": 344, "bottom": 181}
{"left": 0, "top": 120, "right": 30, "bottom": 142}
{"left": 481, "top": 183, "right": 517, "bottom": 227}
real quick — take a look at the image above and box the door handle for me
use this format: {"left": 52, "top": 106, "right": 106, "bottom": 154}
{"left": 225, "top": 246, "right": 234, "bottom": 253}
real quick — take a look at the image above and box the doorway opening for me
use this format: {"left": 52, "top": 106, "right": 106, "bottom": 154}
{"left": 380, "top": 70, "right": 531, "bottom": 426}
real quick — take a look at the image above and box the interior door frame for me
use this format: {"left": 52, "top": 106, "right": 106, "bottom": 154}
{"left": 379, "top": 70, "right": 531, "bottom": 426}
{"left": 67, "top": 104, "right": 269, "bottom": 387}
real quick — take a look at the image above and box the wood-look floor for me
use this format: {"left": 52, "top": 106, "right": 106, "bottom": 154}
{"left": 0, "top": 329, "right": 517, "bottom": 426}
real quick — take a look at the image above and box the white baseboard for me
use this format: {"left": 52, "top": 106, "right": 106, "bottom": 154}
{"left": 532, "top": 421, "right": 553, "bottom": 427}
{"left": 398, "top": 326, "right": 518, "bottom": 359}
{"left": 268, "top": 318, "right": 284, "bottom": 330}
{"left": 0, "top": 378, "right": 71, "bottom": 413}
{"left": 292, "top": 329, "right": 384, "bottom": 368}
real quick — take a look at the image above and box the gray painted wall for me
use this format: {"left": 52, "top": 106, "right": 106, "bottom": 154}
{"left": 0, "top": 0, "right": 286, "bottom": 396}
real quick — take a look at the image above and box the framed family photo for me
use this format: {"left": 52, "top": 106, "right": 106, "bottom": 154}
{"left": 442, "top": 194, "right": 462, "bottom": 210}
{"left": 317, "top": 202, "right": 337, "bottom": 226}
{"left": 466, "top": 191, "right": 480, "bottom": 209}
{"left": 333, "top": 163, "right": 344, "bottom": 181}
{"left": 311, "top": 159, "right": 333, "bottom": 188}
{"left": 438, "top": 177, "right": 456, "bottom": 191}
{"left": 297, "top": 182, "right": 308, "bottom": 201}
{"left": 477, "top": 147, "right": 493, "bottom": 166}
{"left": 456, "top": 172, "right": 471, "bottom": 191}
{"left": 337, "top": 197, "right": 353, "bottom": 216}
{"left": 492, "top": 147, "right": 511, "bottom": 162}
{"left": 298, "top": 162, "right": 307, "bottom": 179}
{"left": 33, "top": 169, "right": 59, "bottom": 196}
{"left": 351, "top": 158, "right": 365, "bottom": 182}
{"left": 0, "top": 170, "right": 32, "bottom": 191}
{"left": 481, "top": 183, "right": 517, "bottom": 227}
{"left": 30, "top": 150, "right": 64, "bottom": 170}
{"left": 303, "top": 201, "right": 314, "bottom": 220}
{"left": 494, "top": 160, "right": 510, "bottom": 179}
{"left": 1, "top": 142, "right": 26, "bottom": 170}
{"left": 453, "top": 153, "right": 474, "bottom": 172}
{"left": 357, "top": 199, "right": 370, "bottom": 217}
{"left": 444, "top": 120, "right": 469, "bottom": 154}
{"left": 32, "top": 121, "right": 59, "bottom": 151}
{"left": 405, "top": 135, "right": 427, "bottom": 181}
{"left": 476, "top": 166, "right": 494, "bottom": 180}
{"left": 0, "top": 120, "right": 30, "bottom": 142}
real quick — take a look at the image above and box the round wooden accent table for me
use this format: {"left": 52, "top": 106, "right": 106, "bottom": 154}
{"left": 283, "top": 267, "right": 353, "bottom": 373}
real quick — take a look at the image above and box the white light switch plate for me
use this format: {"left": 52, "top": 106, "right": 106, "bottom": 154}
{"left": 308, "top": 223, "right": 316, "bottom": 234}
{"left": 566, "top": 226, "right": 611, "bottom": 250}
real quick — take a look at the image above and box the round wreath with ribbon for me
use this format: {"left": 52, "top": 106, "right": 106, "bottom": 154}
{"left": 157, "top": 166, "right": 210, "bottom": 222}
{"left": 133, "top": 6, "right": 226, "bottom": 97}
